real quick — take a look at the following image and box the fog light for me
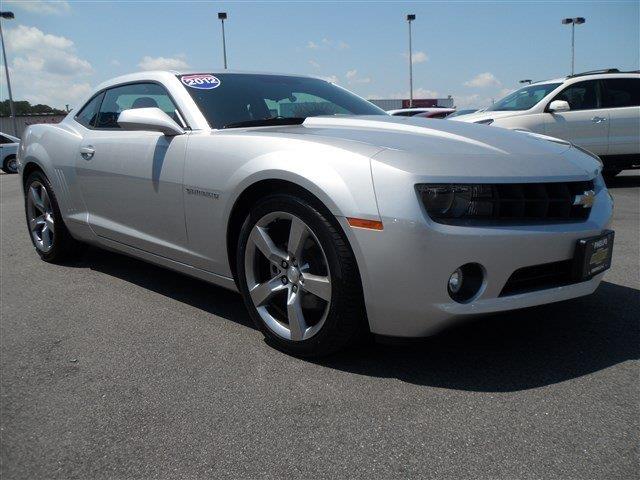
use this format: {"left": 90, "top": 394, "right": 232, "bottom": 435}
{"left": 447, "top": 263, "right": 484, "bottom": 303}
{"left": 448, "top": 269, "right": 463, "bottom": 294}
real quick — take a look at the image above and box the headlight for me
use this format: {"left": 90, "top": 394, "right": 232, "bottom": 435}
{"left": 474, "top": 118, "right": 494, "bottom": 125}
{"left": 416, "top": 184, "right": 494, "bottom": 219}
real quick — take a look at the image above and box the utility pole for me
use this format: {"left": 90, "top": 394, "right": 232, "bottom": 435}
{"left": 0, "top": 11, "right": 18, "bottom": 137}
{"left": 218, "top": 12, "right": 228, "bottom": 69}
{"left": 407, "top": 14, "right": 415, "bottom": 108}
{"left": 562, "top": 17, "right": 586, "bottom": 75}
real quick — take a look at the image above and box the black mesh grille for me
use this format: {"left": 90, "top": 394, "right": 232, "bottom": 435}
{"left": 500, "top": 260, "right": 575, "bottom": 296}
{"left": 492, "top": 181, "right": 594, "bottom": 221}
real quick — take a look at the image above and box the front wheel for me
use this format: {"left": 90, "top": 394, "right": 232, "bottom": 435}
{"left": 236, "top": 193, "right": 366, "bottom": 357}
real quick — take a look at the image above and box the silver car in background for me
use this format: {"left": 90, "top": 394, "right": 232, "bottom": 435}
{"left": 17, "top": 71, "right": 614, "bottom": 356}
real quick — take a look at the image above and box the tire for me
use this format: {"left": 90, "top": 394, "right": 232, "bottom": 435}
{"left": 236, "top": 193, "right": 367, "bottom": 357}
{"left": 24, "top": 170, "right": 84, "bottom": 263}
{"left": 2, "top": 155, "right": 18, "bottom": 174}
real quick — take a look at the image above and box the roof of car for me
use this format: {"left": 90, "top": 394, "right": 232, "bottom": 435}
{"left": 530, "top": 69, "right": 640, "bottom": 86}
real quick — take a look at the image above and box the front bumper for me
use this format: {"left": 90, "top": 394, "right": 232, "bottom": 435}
{"left": 343, "top": 166, "right": 614, "bottom": 338}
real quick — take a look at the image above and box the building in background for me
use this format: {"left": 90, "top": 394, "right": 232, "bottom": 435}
{"left": 369, "top": 96, "right": 454, "bottom": 111}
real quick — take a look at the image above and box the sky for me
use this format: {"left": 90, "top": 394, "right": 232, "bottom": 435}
{"left": 0, "top": 0, "right": 638, "bottom": 110}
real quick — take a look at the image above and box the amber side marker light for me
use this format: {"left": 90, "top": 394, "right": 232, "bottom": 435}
{"left": 347, "top": 217, "right": 384, "bottom": 230}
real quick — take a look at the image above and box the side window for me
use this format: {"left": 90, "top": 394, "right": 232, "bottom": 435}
{"left": 0, "top": 135, "right": 13, "bottom": 144}
{"left": 95, "top": 83, "right": 181, "bottom": 129}
{"left": 601, "top": 78, "right": 640, "bottom": 108}
{"left": 75, "top": 92, "right": 104, "bottom": 128}
{"left": 552, "top": 80, "right": 599, "bottom": 111}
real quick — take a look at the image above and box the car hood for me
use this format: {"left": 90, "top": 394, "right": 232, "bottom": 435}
{"left": 447, "top": 110, "right": 524, "bottom": 123}
{"left": 229, "top": 115, "right": 600, "bottom": 181}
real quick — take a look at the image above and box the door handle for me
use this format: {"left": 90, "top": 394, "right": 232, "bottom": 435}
{"left": 591, "top": 116, "right": 606, "bottom": 123}
{"left": 80, "top": 145, "right": 95, "bottom": 159}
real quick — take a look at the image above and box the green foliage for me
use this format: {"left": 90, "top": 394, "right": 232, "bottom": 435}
{"left": 0, "top": 100, "right": 66, "bottom": 116}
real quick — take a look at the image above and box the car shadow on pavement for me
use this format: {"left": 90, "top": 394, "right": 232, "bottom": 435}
{"left": 71, "top": 247, "right": 638, "bottom": 393}
{"left": 605, "top": 174, "right": 640, "bottom": 189}
{"left": 71, "top": 246, "right": 255, "bottom": 331}
{"left": 313, "top": 281, "right": 639, "bottom": 392}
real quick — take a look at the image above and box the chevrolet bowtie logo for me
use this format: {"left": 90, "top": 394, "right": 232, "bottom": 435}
{"left": 573, "top": 190, "right": 596, "bottom": 208}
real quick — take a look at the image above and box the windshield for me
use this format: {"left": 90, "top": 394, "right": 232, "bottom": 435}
{"left": 179, "top": 73, "right": 386, "bottom": 129}
{"left": 486, "top": 83, "right": 562, "bottom": 111}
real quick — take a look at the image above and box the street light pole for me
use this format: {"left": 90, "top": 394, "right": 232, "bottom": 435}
{"left": 562, "top": 17, "right": 585, "bottom": 75}
{"left": 218, "top": 12, "right": 228, "bottom": 69}
{"left": 0, "top": 11, "right": 18, "bottom": 137}
{"left": 407, "top": 14, "right": 415, "bottom": 108}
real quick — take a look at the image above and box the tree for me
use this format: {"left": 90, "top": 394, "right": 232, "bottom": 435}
{"left": 0, "top": 100, "right": 66, "bottom": 116}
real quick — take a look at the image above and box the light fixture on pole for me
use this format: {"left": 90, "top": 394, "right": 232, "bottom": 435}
{"left": 0, "top": 10, "right": 18, "bottom": 137}
{"left": 519, "top": 79, "right": 532, "bottom": 85}
{"left": 218, "top": 12, "right": 228, "bottom": 69}
{"left": 407, "top": 14, "right": 415, "bottom": 108}
{"left": 562, "top": 17, "right": 585, "bottom": 75}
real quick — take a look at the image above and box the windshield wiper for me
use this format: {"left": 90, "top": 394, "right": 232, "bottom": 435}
{"left": 222, "top": 117, "right": 306, "bottom": 129}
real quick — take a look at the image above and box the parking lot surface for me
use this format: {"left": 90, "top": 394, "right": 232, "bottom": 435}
{"left": 1, "top": 173, "right": 638, "bottom": 480}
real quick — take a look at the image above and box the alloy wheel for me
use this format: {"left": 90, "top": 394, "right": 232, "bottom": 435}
{"left": 26, "top": 181, "right": 55, "bottom": 253}
{"left": 244, "top": 211, "right": 332, "bottom": 341}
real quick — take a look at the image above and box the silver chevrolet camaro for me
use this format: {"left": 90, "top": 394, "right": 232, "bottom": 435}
{"left": 18, "top": 71, "right": 614, "bottom": 356}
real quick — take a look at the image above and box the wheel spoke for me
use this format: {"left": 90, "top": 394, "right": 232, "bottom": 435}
{"left": 41, "top": 225, "right": 52, "bottom": 248}
{"left": 250, "top": 277, "right": 287, "bottom": 307}
{"left": 250, "top": 226, "right": 287, "bottom": 265}
{"left": 29, "top": 215, "right": 45, "bottom": 230}
{"left": 286, "top": 289, "right": 306, "bottom": 341}
{"left": 41, "top": 187, "right": 52, "bottom": 212}
{"left": 44, "top": 214, "right": 55, "bottom": 231}
{"left": 29, "top": 185, "right": 45, "bottom": 212}
{"left": 300, "top": 273, "right": 331, "bottom": 302}
{"left": 287, "top": 217, "right": 308, "bottom": 258}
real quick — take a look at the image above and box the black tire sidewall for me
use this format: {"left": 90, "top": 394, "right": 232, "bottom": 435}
{"left": 2, "top": 156, "right": 17, "bottom": 174}
{"left": 236, "top": 193, "right": 364, "bottom": 356}
{"left": 24, "top": 171, "right": 70, "bottom": 262}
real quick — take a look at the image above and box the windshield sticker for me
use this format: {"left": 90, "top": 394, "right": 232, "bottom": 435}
{"left": 181, "top": 74, "right": 221, "bottom": 90}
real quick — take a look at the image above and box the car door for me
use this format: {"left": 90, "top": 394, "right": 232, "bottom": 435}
{"left": 600, "top": 77, "right": 640, "bottom": 155}
{"left": 544, "top": 80, "right": 609, "bottom": 155}
{"left": 75, "top": 82, "right": 190, "bottom": 260}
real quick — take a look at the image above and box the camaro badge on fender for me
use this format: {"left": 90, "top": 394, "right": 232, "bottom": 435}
{"left": 185, "top": 187, "right": 220, "bottom": 199}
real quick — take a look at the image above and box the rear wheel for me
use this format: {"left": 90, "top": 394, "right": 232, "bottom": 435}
{"left": 236, "top": 193, "right": 366, "bottom": 356}
{"left": 2, "top": 155, "right": 17, "bottom": 174}
{"left": 24, "top": 171, "right": 83, "bottom": 263}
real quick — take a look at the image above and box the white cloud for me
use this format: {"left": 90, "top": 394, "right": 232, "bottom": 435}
{"left": 306, "top": 39, "right": 349, "bottom": 50}
{"left": 5, "top": 0, "right": 71, "bottom": 15}
{"left": 308, "top": 60, "right": 320, "bottom": 69}
{"left": 497, "top": 87, "right": 514, "bottom": 99}
{"left": 402, "top": 51, "right": 428, "bottom": 64}
{"left": 377, "top": 88, "right": 440, "bottom": 100}
{"left": 0, "top": 24, "right": 93, "bottom": 108}
{"left": 464, "top": 72, "right": 502, "bottom": 88}
{"left": 345, "top": 69, "right": 370, "bottom": 85}
{"left": 319, "top": 75, "right": 339, "bottom": 84}
{"left": 138, "top": 55, "right": 189, "bottom": 71}
{"left": 451, "top": 93, "right": 494, "bottom": 109}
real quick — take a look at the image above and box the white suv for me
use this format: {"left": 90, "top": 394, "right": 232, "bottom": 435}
{"left": 451, "top": 69, "right": 640, "bottom": 177}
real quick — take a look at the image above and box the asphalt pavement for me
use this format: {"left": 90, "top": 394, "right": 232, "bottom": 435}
{"left": 1, "top": 172, "right": 638, "bottom": 479}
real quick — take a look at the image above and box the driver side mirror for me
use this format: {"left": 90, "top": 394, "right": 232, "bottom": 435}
{"left": 548, "top": 100, "right": 570, "bottom": 113}
{"left": 117, "top": 107, "right": 185, "bottom": 136}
